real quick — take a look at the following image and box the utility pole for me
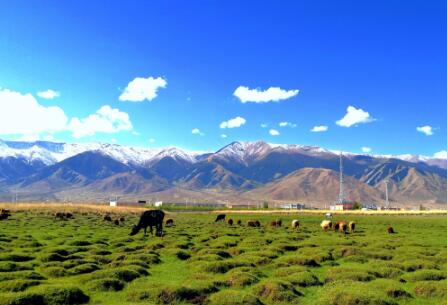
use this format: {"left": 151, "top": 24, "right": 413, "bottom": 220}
{"left": 384, "top": 179, "right": 390, "bottom": 209}
{"left": 338, "top": 152, "right": 345, "bottom": 203}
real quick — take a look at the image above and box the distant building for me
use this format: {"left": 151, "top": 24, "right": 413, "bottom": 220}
{"left": 330, "top": 200, "right": 354, "bottom": 211}
{"left": 279, "top": 203, "right": 306, "bottom": 210}
{"left": 109, "top": 200, "right": 117, "bottom": 207}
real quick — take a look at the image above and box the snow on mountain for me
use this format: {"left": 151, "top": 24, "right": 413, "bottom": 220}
{"left": 1, "top": 139, "right": 446, "bottom": 170}
{"left": 0, "top": 140, "right": 201, "bottom": 166}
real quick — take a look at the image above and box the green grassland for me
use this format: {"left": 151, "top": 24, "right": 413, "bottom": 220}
{"left": 0, "top": 209, "right": 447, "bottom": 305}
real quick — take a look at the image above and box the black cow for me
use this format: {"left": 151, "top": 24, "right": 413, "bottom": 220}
{"left": 130, "top": 210, "right": 165, "bottom": 237}
{"left": 215, "top": 214, "right": 226, "bottom": 222}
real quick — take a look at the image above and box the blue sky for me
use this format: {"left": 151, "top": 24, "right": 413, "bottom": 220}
{"left": 0, "top": 1, "right": 446, "bottom": 156}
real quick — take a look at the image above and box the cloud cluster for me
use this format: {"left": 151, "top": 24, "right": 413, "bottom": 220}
{"left": 233, "top": 86, "right": 299, "bottom": 103}
{"left": 279, "top": 121, "right": 297, "bottom": 128}
{"left": 362, "top": 147, "right": 372, "bottom": 153}
{"left": 416, "top": 125, "right": 434, "bottom": 136}
{"left": 434, "top": 151, "right": 447, "bottom": 159}
{"left": 37, "top": 89, "right": 60, "bottom": 99}
{"left": 68, "top": 105, "right": 133, "bottom": 138}
{"left": 310, "top": 125, "right": 328, "bottom": 132}
{"left": 220, "top": 116, "right": 246, "bottom": 129}
{"left": 0, "top": 89, "right": 68, "bottom": 139}
{"left": 119, "top": 76, "right": 167, "bottom": 102}
{"left": 0, "top": 88, "right": 135, "bottom": 140}
{"left": 336, "top": 106, "right": 374, "bottom": 127}
{"left": 269, "top": 129, "right": 280, "bottom": 136}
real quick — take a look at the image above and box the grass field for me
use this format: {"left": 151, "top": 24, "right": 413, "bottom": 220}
{"left": 0, "top": 205, "right": 446, "bottom": 305}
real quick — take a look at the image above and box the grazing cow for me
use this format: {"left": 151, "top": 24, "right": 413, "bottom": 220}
{"left": 325, "top": 212, "right": 333, "bottom": 218}
{"left": 270, "top": 221, "right": 277, "bottom": 227}
{"left": 339, "top": 221, "right": 348, "bottom": 233}
{"left": 0, "top": 209, "right": 10, "bottom": 220}
{"left": 387, "top": 226, "right": 395, "bottom": 234}
{"left": 277, "top": 220, "right": 282, "bottom": 227}
{"left": 165, "top": 218, "right": 174, "bottom": 227}
{"left": 119, "top": 216, "right": 125, "bottom": 222}
{"left": 103, "top": 215, "right": 112, "bottom": 222}
{"left": 320, "top": 220, "right": 332, "bottom": 231}
{"left": 227, "top": 219, "right": 234, "bottom": 225}
{"left": 130, "top": 210, "right": 165, "bottom": 237}
{"left": 247, "top": 220, "right": 261, "bottom": 227}
{"left": 55, "top": 212, "right": 65, "bottom": 219}
{"left": 215, "top": 214, "right": 226, "bottom": 222}
{"left": 65, "top": 212, "right": 74, "bottom": 219}
{"left": 237, "top": 220, "right": 242, "bottom": 225}
{"left": 333, "top": 222, "right": 341, "bottom": 231}
{"left": 113, "top": 219, "right": 120, "bottom": 225}
{"left": 292, "top": 219, "right": 299, "bottom": 229}
{"left": 349, "top": 221, "right": 356, "bottom": 232}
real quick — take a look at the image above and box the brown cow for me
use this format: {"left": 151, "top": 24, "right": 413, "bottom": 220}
{"left": 349, "top": 221, "right": 356, "bottom": 232}
{"left": 247, "top": 220, "right": 261, "bottom": 227}
{"left": 165, "top": 218, "right": 174, "bottom": 227}
{"left": 103, "top": 214, "right": 112, "bottom": 222}
{"left": 387, "top": 226, "right": 395, "bottom": 234}
{"left": 237, "top": 219, "right": 242, "bottom": 225}
{"left": 113, "top": 219, "right": 120, "bottom": 225}
{"left": 339, "top": 221, "right": 348, "bottom": 233}
{"left": 292, "top": 219, "right": 299, "bottom": 229}
{"left": 227, "top": 219, "right": 234, "bottom": 225}
{"left": 119, "top": 216, "right": 125, "bottom": 222}
{"left": 333, "top": 221, "right": 340, "bottom": 231}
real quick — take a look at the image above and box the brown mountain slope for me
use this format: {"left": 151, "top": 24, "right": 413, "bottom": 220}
{"left": 244, "top": 168, "right": 383, "bottom": 205}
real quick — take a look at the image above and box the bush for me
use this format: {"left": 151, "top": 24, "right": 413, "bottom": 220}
{"left": 316, "top": 281, "right": 397, "bottom": 305}
{"left": 414, "top": 280, "right": 447, "bottom": 298}
{"left": 87, "top": 278, "right": 125, "bottom": 292}
{"left": 176, "top": 250, "right": 191, "bottom": 260}
{"left": 325, "top": 267, "right": 375, "bottom": 283}
{"left": 402, "top": 270, "right": 446, "bottom": 282}
{"left": 42, "top": 267, "right": 67, "bottom": 278}
{"left": 208, "top": 290, "right": 262, "bottom": 305}
{"left": 40, "top": 286, "right": 89, "bottom": 305}
{"left": 0, "top": 279, "right": 41, "bottom": 292}
{"left": 69, "top": 263, "right": 100, "bottom": 275}
{"left": 224, "top": 267, "right": 261, "bottom": 287}
{"left": 0, "top": 262, "right": 33, "bottom": 272}
{"left": 0, "top": 292, "right": 45, "bottom": 305}
{"left": 253, "top": 280, "right": 302, "bottom": 303}
{"left": 0, "top": 253, "right": 34, "bottom": 262}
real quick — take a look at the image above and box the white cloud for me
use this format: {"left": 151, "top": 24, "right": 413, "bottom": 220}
{"left": 221, "top": 134, "right": 227, "bottom": 138}
{"left": 37, "top": 89, "right": 60, "bottom": 99}
{"left": 434, "top": 151, "right": 447, "bottom": 159}
{"left": 260, "top": 123, "right": 268, "bottom": 128}
{"left": 110, "top": 138, "right": 118, "bottom": 143}
{"left": 310, "top": 125, "right": 328, "bottom": 132}
{"left": 0, "top": 88, "right": 68, "bottom": 139}
{"left": 68, "top": 105, "right": 133, "bottom": 138}
{"left": 119, "top": 76, "right": 167, "bottom": 102}
{"left": 362, "top": 147, "right": 372, "bottom": 153}
{"left": 269, "top": 129, "right": 280, "bottom": 136}
{"left": 132, "top": 131, "right": 141, "bottom": 136}
{"left": 279, "top": 121, "right": 297, "bottom": 128}
{"left": 233, "top": 86, "right": 299, "bottom": 103}
{"left": 149, "top": 138, "right": 156, "bottom": 143}
{"left": 220, "top": 116, "right": 246, "bottom": 129}
{"left": 336, "top": 106, "right": 375, "bottom": 127}
{"left": 192, "top": 128, "right": 205, "bottom": 136}
{"left": 416, "top": 125, "right": 434, "bottom": 136}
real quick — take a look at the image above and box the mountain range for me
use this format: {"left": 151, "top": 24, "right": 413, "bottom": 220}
{"left": 1, "top": 139, "right": 447, "bottom": 207}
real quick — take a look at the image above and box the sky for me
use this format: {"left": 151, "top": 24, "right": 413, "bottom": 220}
{"left": 0, "top": 1, "right": 446, "bottom": 157}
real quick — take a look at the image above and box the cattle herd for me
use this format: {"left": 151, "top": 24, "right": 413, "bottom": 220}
{"left": 0, "top": 209, "right": 396, "bottom": 236}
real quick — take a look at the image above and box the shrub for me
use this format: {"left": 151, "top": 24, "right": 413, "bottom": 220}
{"left": 0, "top": 262, "right": 33, "bottom": 272}
{"left": 176, "top": 250, "right": 191, "bottom": 260}
{"left": 402, "top": 270, "right": 446, "bottom": 282}
{"left": 224, "top": 267, "right": 262, "bottom": 287}
{"left": 42, "top": 267, "right": 67, "bottom": 278}
{"left": 253, "top": 280, "right": 302, "bottom": 303}
{"left": 284, "top": 271, "right": 322, "bottom": 287}
{"left": 325, "top": 267, "right": 375, "bottom": 283}
{"left": 414, "top": 280, "right": 447, "bottom": 298}
{"left": 0, "top": 279, "right": 41, "bottom": 292}
{"left": 316, "top": 281, "right": 397, "bottom": 305}
{"left": 208, "top": 290, "right": 262, "bottom": 305}
{"left": 0, "top": 253, "right": 34, "bottom": 262}
{"left": 39, "top": 286, "right": 89, "bottom": 305}
{"left": 69, "top": 263, "right": 100, "bottom": 275}
{"left": 87, "top": 278, "right": 125, "bottom": 292}
{"left": 0, "top": 292, "right": 45, "bottom": 305}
